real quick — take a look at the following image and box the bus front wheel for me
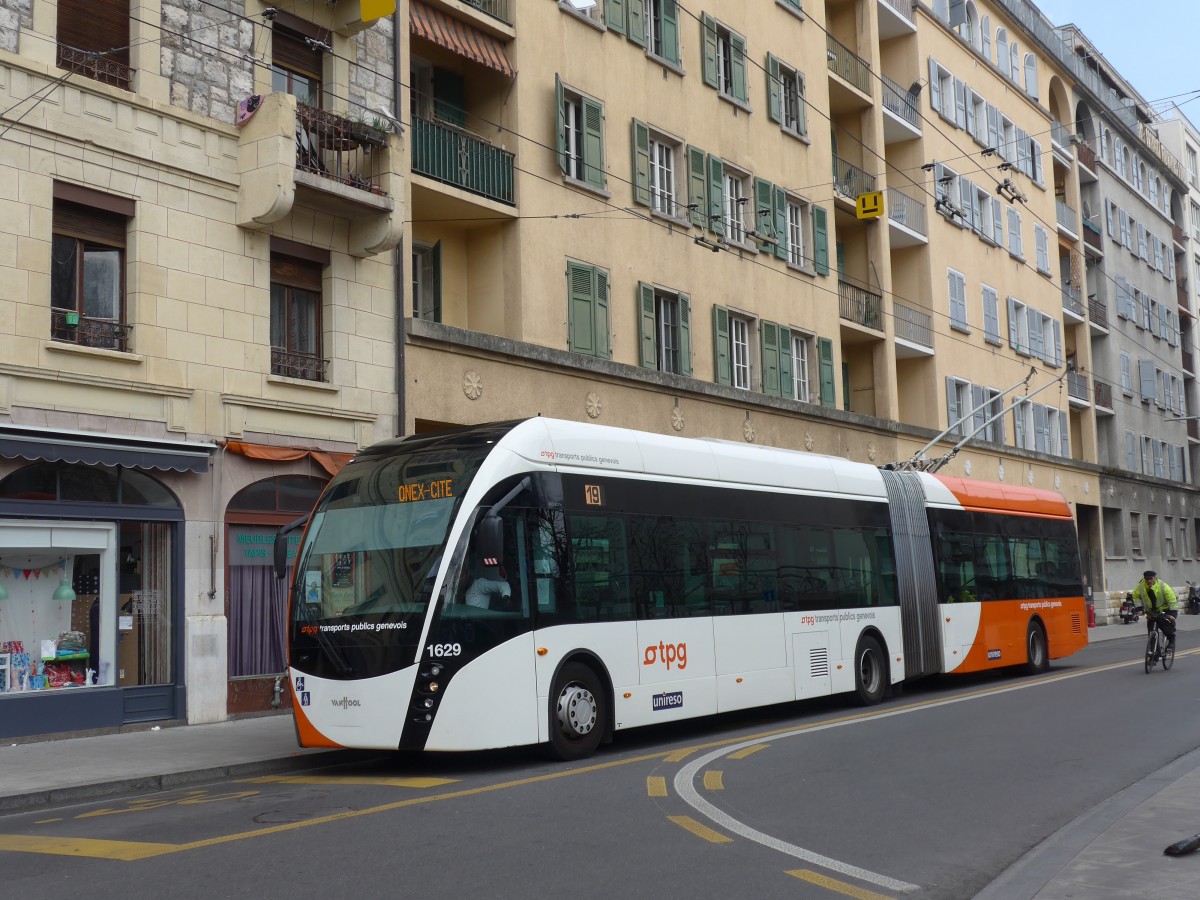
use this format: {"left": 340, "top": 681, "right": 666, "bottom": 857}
{"left": 549, "top": 662, "right": 605, "bottom": 761}
{"left": 853, "top": 636, "right": 886, "bottom": 706}
{"left": 1025, "top": 622, "right": 1049, "bottom": 675}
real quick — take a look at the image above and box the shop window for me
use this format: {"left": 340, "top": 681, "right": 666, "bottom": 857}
{"left": 0, "top": 462, "right": 181, "bottom": 508}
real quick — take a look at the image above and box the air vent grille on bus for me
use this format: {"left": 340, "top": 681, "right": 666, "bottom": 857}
{"left": 1071, "top": 614, "right": 1082, "bottom": 634}
{"left": 809, "top": 648, "right": 830, "bottom": 678}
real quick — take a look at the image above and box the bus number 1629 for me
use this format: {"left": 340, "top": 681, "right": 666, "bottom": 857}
{"left": 427, "top": 643, "right": 463, "bottom": 657}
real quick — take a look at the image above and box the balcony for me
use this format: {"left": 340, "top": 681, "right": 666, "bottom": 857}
{"left": 1088, "top": 295, "right": 1109, "bottom": 333}
{"left": 827, "top": 35, "right": 872, "bottom": 111}
{"left": 1093, "top": 378, "right": 1113, "bottom": 414}
{"left": 460, "top": 0, "right": 512, "bottom": 26}
{"left": 57, "top": 43, "right": 132, "bottom": 91}
{"left": 271, "top": 348, "right": 329, "bottom": 383}
{"left": 51, "top": 310, "right": 132, "bottom": 353}
{"left": 887, "top": 188, "right": 928, "bottom": 247}
{"left": 237, "top": 93, "right": 402, "bottom": 258}
{"left": 1176, "top": 223, "right": 1188, "bottom": 250}
{"left": 1062, "top": 284, "right": 1085, "bottom": 321}
{"left": 411, "top": 116, "right": 515, "bottom": 206}
{"left": 1083, "top": 218, "right": 1103, "bottom": 255}
{"left": 833, "top": 154, "right": 876, "bottom": 203}
{"left": 1076, "top": 139, "right": 1097, "bottom": 182}
{"left": 1055, "top": 197, "right": 1078, "bottom": 239}
{"left": 876, "top": 0, "right": 916, "bottom": 40}
{"left": 881, "top": 75, "right": 921, "bottom": 143}
{"left": 839, "top": 281, "right": 884, "bottom": 332}
{"left": 1050, "top": 121, "right": 1074, "bottom": 166}
{"left": 1067, "top": 370, "right": 1090, "bottom": 408}
{"left": 893, "top": 302, "right": 933, "bottom": 357}
{"left": 1189, "top": 418, "right": 1200, "bottom": 443}
{"left": 1183, "top": 348, "right": 1195, "bottom": 376}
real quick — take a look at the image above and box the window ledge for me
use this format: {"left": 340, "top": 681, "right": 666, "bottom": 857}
{"left": 782, "top": 127, "right": 811, "bottom": 145}
{"left": 650, "top": 210, "right": 693, "bottom": 230}
{"left": 646, "top": 53, "right": 686, "bottom": 78}
{"left": 267, "top": 374, "right": 340, "bottom": 393}
{"left": 775, "top": 0, "right": 805, "bottom": 21}
{"left": 786, "top": 262, "right": 818, "bottom": 277}
{"left": 562, "top": 175, "right": 612, "bottom": 199}
{"left": 718, "top": 92, "right": 753, "bottom": 116}
{"left": 44, "top": 341, "right": 143, "bottom": 364}
{"left": 950, "top": 323, "right": 971, "bottom": 335}
{"left": 558, "top": 3, "right": 606, "bottom": 32}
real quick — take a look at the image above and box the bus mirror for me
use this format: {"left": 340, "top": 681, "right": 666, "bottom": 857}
{"left": 273, "top": 532, "right": 289, "bottom": 580}
{"left": 479, "top": 515, "right": 504, "bottom": 565}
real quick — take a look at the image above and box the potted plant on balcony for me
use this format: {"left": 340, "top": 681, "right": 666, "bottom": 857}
{"left": 345, "top": 111, "right": 388, "bottom": 150}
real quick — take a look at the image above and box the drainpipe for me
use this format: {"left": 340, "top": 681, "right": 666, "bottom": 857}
{"left": 393, "top": 7, "right": 406, "bottom": 438}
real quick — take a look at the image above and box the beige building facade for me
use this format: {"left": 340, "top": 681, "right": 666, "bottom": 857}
{"left": 1, "top": 0, "right": 1197, "bottom": 737}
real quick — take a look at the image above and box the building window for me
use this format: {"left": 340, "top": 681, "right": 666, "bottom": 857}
{"left": 1166, "top": 516, "right": 1176, "bottom": 559}
{"left": 560, "top": 0, "right": 603, "bottom": 24}
{"left": 712, "top": 306, "right": 753, "bottom": 389}
{"left": 643, "top": 0, "right": 681, "bottom": 64}
{"left": 946, "top": 377, "right": 971, "bottom": 437}
{"left": 723, "top": 168, "right": 749, "bottom": 244}
{"left": 270, "top": 250, "right": 326, "bottom": 382}
{"left": 556, "top": 77, "right": 606, "bottom": 191}
{"left": 767, "top": 54, "right": 807, "bottom": 137}
{"left": 1007, "top": 297, "right": 1029, "bottom": 355}
{"left": 271, "top": 19, "right": 325, "bottom": 106}
{"left": 632, "top": 120, "right": 683, "bottom": 218}
{"left": 567, "top": 259, "right": 611, "bottom": 359}
{"left": 1103, "top": 507, "right": 1126, "bottom": 558}
{"left": 650, "top": 137, "right": 677, "bottom": 215}
{"left": 948, "top": 268, "right": 968, "bottom": 332}
{"left": 1130, "top": 512, "right": 1142, "bottom": 557}
{"left": 1034, "top": 225, "right": 1051, "bottom": 274}
{"left": 730, "top": 314, "right": 751, "bottom": 388}
{"left": 786, "top": 197, "right": 809, "bottom": 268}
{"left": 51, "top": 186, "right": 134, "bottom": 353}
{"left": 792, "top": 332, "right": 810, "bottom": 402}
{"left": 701, "top": 15, "right": 747, "bottom": 104}
{"left": 1007, "top": 206, "right": 1023, "bottom": 258}
{"left": 982, "top": 285, "right": 1001, "bottom": 344}
{"left": 637, "top": 282, "right": 691, "bottom": 376}
{"left": 56, "top": 0, "right": 131, "bottom": 89}
{"left": 412, "top": 241, "right": 441, "bottom": 322}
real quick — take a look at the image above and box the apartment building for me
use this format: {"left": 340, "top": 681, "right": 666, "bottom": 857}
{"left": 0, "top": 0, "right": 401, "bottom": 739}
{"left": 2, "top": 0, "right": 1197, "bottom": 738}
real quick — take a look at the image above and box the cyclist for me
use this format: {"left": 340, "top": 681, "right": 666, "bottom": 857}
{"left": 1132, "top": 570, "right": 1179, "bottom": 652}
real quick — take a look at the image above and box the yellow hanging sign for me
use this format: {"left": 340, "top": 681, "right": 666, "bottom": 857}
{"left": 361, "top": 0, "right": 397, "bottom": 22}
{"left": 856, "top": 191, "right": 883, "bottom": 220}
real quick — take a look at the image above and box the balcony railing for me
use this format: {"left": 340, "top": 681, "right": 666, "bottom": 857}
{"left": 827, "top": 34, "right": 872, "bottom": 95}
{"left": 1179, "top": 278, "right": 1191, "bottom": 314}
{"left": 1062, "top": 284, "right": 1084, "bottom": 317}
{"left": 887, "top": 187, "right": 927, "bottom": 236}
{"left": 1083, "top": 220, "right": 1102, "bottom": 252}
{"left": 1076, "top": 139, "right": 1097, "bottom": 172}
{"left": 51, "top": 310, "right": 132, "bottom": 353}
{"left": 880, "top": 0, "right": 914, "bottom": 22}
{"left": 839, "top": 281, "right": 883, "bottom": 331}
{"left": 1067, "top": 371, "right": 1089, "bottom": 402}
{"left": 412, "top": 115, "right": 515, "bottom": 206}
{"left": 461, "top": 0, "right": 512, "bottom": 25}
{"left": 1176, "top": 224, "right": 1187, "bottom": 247}
{"left": 1055, "top": 197, "right": 1078, "bottom": 233}
{"left": 1088, "top": 295, "right": 1108, "bottom": 330}
{"left": 833, "top": 154, "right": 876, "bottom": 199}
{"left": 881, "top": 75, "right": 919, "bottom": 127}
{"left": 1190, "top": 419, "right": 1200, "bottom": 442}
{"left": 1183, "top": 348, "right": 1195, "bottom": 375}
{"left": 893, "top": 302, "right": 932, "bottom": 347}
{"left": 1050, "top": 121, "right": 1073, "bottom": 150}
{"left": 57, "top": 43, "right": 132, "bottom": 91}
{"left": 271, "top": 347, "right": 329, "bottom": 382}
{"left": 296, "top": 103, "right": 390, "bottom": 195}
{"left": 1093, "top": 378, "right": 1113, "bottom": 410}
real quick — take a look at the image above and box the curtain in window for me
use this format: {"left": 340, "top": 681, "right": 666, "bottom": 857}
{"left": 229, "top": 565, "right": 288, "bottom": 676}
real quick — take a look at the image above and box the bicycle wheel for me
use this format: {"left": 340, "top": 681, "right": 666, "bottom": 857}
{"left": 1163, "top": 638, "right": 1175, "bottom": 671}
{"left": 1146, "top": 632, "right": 1156, "bottom": 673}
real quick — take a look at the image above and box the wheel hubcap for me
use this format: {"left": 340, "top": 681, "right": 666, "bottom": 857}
{"left": 859, "top": 651, "right": 879, "bottom": 692}
{"left": 557, "top": 683, "right": 597, "bottom": 738}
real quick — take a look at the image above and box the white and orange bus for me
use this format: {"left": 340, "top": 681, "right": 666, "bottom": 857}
{"left": 281, "top": 418, "right": 1087, "bottom": 760}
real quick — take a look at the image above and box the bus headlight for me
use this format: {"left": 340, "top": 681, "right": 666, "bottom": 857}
{"left": 428, "top": 682, "right": 439, "bottom": 693}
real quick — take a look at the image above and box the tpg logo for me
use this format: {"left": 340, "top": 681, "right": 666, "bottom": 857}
{"left": 643, "top": 641, "right": 687, "bottom": 670}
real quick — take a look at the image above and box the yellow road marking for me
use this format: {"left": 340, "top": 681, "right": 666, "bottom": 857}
{"left": 77, "top": 791, "right": 262, "bottom": 818}
{"left": 665, "top": 748, "right": 695, "bottom": 762}
{"left": 35, "top": 819, "right": 62, "bottom": 825}
{"left": 729, "top": 743, "right": 768, "bottom": 760}
{"left": 787, "top": 869, "right": 896, "bottom": 899}
{"left": 0, "top": 835, "right": 178, "bottom": 861}
{"left": 668, "top": 815, "right": 732, "bottom": 843}
{"left": 703, "top": 770, "right": 724, "bottom": 791}
{"left": 237, "top": 775, "right": 457, "bottom": 789}
{"left": 646, "top": 776, "right": 667, "bottom": 797}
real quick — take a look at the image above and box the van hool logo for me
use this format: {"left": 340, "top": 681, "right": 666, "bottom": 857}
{"left": 652, "top": 691, "right": 683, "bottom": 711}
{"left": 987, "top": 649, "right": 1002, "bottom": 660}
{"left": 331, "top": 696, "right": 361, "bottom": 709}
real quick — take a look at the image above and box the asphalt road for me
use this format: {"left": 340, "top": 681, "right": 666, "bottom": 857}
{"left": 2, "top": 633, "right": 1196, "bottom": 900}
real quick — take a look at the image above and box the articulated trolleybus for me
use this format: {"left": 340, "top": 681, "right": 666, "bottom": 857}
{"left": 283, "top": 418, "right": 1087, "bottom": 760}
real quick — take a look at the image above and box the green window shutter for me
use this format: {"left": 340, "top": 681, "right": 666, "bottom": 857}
{"left": 772, "top": 186, "right": 787, "bottom": 261}
{"left": 708, "top": 155, "right": 725, "bottom": 237}
{"left": 555, "top": 74, "right": 567, "bottom": 175}
{"left": 701, "top": 13, "right": 718, "bottom": 88}
{"left": 595, "top": 268, "right": 611, "bottom": 359}
{"left": 568, "top": 262, "right": 596, "bottom": 355}
{"left": 836, "top": 242, "right": 846, "bottom": 279}
{"left": 842, "top": 362, "right": 850, "bottom": 411}
{"left": 632, "top": 119, "right": 651, "bottom": 206}
{"left": 687, "top": 145, "right": 707, "bottom": 227}
{"left": 818, "top": 337, "right": 835, "bottom": 407}
{"left": 712, "top": 305, "right": 731, "bottom": 385}
{"left": 638, "top": 281, "right": 656, "bottom": 368}
{"left": 430, "top": 241, "right": 442, "bottom": 322}
{"left": 730, "top": 33, "right": 748, "bottom": 103}
{"left": 626, "top": 0, "right": 646, "bottom": 47}
{"left": 779, "top": 327, "right": 793, "bottom": 398}
{"left": 679, "top": 293, "right": 692, "bottom": 377}
{"left": 660, "top": 0, "right": 680, "bottom": 65}
{"left": 605, "top": 0, "right": 626, "bottom": 36}
{"left": 582, "top": 97, "right": 606, "bottom": 189}
{"left": 433, "top": 68, "right": 465, "bottom": 127}
{"left": 753, "top": 177, "right": 774, "bottom": 246}
{"left": 813, "top": 205, "right": 829, "bottom": 275}
{"left": 761, "top": 320, "right": 780, "bottom": 396}
{"left": 767, "top": 54, "right": 782, "bottom": 123}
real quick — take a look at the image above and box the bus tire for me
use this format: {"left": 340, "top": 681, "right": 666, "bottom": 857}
{"left": 853, "top": 636, "right": 886, "bottom": 706}
{"left": 548, "top": 662, "right": 605, "bottom": 761}
{"left": 1025, "top": 621, "right": 1049, "bottom": 675}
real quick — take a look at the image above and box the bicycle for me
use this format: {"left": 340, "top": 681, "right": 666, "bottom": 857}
{"left": 1144, "top": 611, "right": 1176, "bottom": 673}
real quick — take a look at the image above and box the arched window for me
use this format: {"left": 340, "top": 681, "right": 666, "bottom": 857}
{"left": 1101, "top": 128, "right": 1110, "bottom": 163}
{"left": 956, "top": 1, "right": 977, "bottom": 44}
{"left": 996, "top": 28, "right": 1008, "bottom": 72}
{"left": 1009, "top": 41, "right": 1020, "bottom": 83}
{"left": 1023, "top": 53, "right": 1038, "bottom": 99}
{"left": 981, "top": 14, "right": 991, "bottom": 58}
{"left": 0, "top": 462, "right": 180, "bottom": 508}
{"left": 1150, "top": 175, "right": 1159, "bottom": 208}
{"left": 1136, "top": 161, "right": 1146, "bottom": 193}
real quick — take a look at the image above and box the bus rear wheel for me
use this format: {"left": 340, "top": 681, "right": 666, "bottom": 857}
{"left": 853, "top": 636, "right": 886, "bottom": 706}
{"left": 548, "top": 662, "right": 605, "bottom": 761}
{"left": 1025, "top": 622, "right": 1049, "bottom": 675}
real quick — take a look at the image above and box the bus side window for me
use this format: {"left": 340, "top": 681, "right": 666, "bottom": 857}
{"left": 568, "top": 514, "right": 634, "bottom": 622}
{"left": 532, "top": 511, "right": 563, "bottom": 614}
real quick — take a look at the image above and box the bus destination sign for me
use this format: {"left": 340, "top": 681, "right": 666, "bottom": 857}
{"left": 397, "top": 479, "right": 454, "bottom": 503}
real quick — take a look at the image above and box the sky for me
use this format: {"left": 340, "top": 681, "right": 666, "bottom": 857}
{"left": 1034, "top": 0, "right": 1200, "bottom": 121}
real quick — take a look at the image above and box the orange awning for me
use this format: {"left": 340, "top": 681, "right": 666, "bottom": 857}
{"left": 410, "top": 1, "right": 515, "bottom": 78}
{"left": 223, "top": 441, "right": 354, "bottom": 478}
